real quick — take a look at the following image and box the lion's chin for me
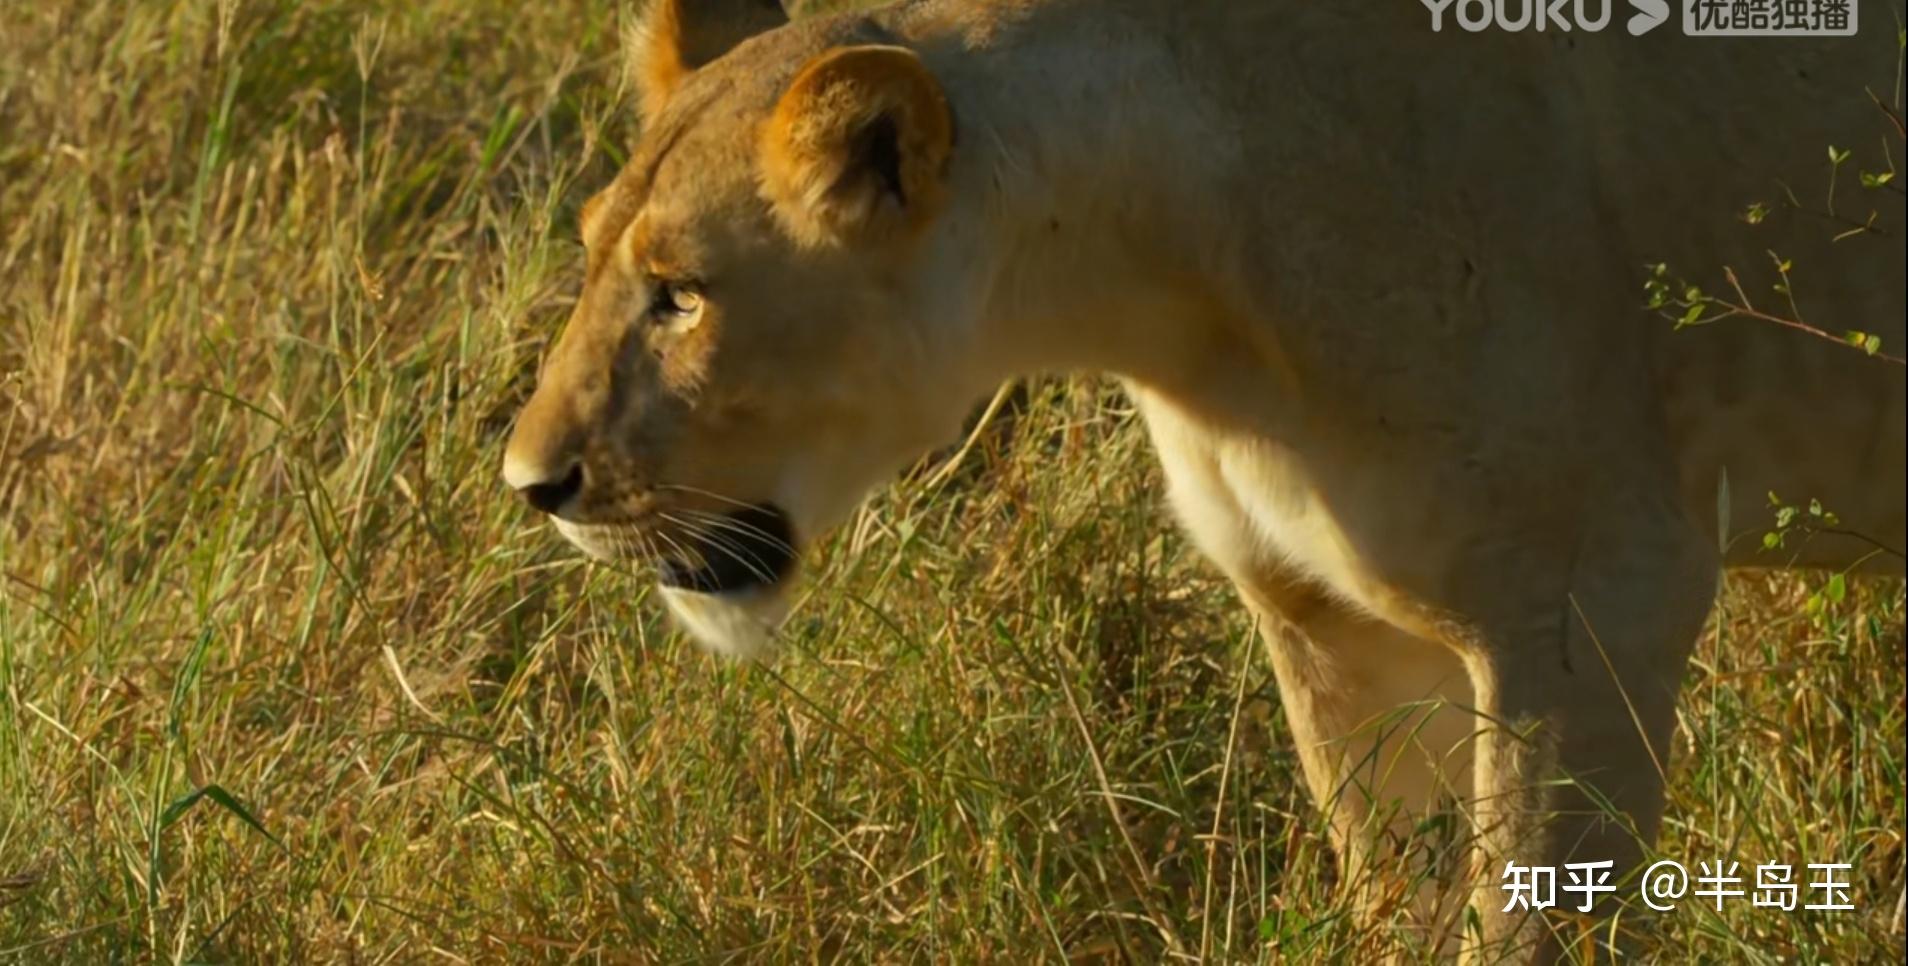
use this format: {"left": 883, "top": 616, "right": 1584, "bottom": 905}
{"left": 657, "top": 584, "right": 790, "bottom": 660}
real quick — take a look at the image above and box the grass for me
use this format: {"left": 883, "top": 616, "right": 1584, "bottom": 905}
{"left": 0, "top": 0, "right": 1901, "bottom": 961}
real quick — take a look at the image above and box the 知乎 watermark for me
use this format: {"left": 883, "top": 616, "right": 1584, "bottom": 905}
{"left": 1500, "top": 859, "right": 1858, "bottom": 913}
{"left": 1420, "top": 0, "right": 1859, "bottom": 37}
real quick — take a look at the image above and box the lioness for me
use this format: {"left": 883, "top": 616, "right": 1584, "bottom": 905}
{"left": 503, "top": 0, "right": 1906, "bottom": 958}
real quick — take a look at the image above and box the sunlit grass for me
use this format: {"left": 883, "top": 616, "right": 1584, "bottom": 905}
{"left": 1, "top": 1, "right": 1900, "bottom": 960}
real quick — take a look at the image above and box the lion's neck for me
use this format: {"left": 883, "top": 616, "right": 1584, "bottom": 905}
{"left": 909, "top": 3, "right": 1286, "bottom": 423}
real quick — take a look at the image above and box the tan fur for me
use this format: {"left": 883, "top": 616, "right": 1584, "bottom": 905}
{"left": 505, "top": 1, "right": 1905, "bottom": 959}
{"left": 627, "top": 0, "right": 789, "bottom": 120}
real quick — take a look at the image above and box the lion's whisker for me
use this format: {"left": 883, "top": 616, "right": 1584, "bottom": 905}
{"left": 673, "top": 518, "right": 779, "bottom": 586}
{"left": 653, "top": 483, "right": 758, "bottom": 512}
{"left": 651, "top": 525, "right": 708, "bottom": 574}
{"left": 663, "top": 511, "right": 779, "bottom": 585}
{"left": 680, "top": 507, "right": 798, "bottom": 558}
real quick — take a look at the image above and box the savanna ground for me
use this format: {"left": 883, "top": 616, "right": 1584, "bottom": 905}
{"left": 0, "top": 1, "right": 1902, "bottom": 961}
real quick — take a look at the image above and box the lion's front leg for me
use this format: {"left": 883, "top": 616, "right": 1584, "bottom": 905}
{"left": 1457, "top": 497, "right": 1718, "bottom": 963}
{"left": 1245, "top": 581, "right": 1480, "bottom": 958}
{"left": 1141, "top": 388, "right": 1481, "bottom": 954}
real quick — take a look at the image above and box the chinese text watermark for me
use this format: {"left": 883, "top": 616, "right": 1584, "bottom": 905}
{"left": 1501, "top": 860, "right": 1857, "bottom": 913}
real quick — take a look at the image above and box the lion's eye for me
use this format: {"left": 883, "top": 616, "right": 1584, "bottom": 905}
{"left": 648, "top": 281, "right": 703, "bottom": 326}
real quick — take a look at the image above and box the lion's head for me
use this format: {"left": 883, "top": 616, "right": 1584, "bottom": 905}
{"left": 502, "top": 0, "right": 989, "bottom": 656}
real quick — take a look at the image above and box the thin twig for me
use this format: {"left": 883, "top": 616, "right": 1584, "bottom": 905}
{"left": 1568, "top": 594, "right": 1667, "bottom": 785}
{"left": 1054, "top": 649, "right": 1190, "bottom": 958}
{"left": 1198, "top": 630, "right": 1256, "bottom": 961}
{"left": 1867, "top": 87, "right": 1905, "bottom": 141}
{"left": 1791, "top": 525, "right": 1906, "bottom": 561}
{"left": 1702, "top": 266, "right": 1908, "bottom": 365}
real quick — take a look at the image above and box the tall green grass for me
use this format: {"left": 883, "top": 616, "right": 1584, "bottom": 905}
{"left": 1, "top": 1, "right": 1900, "bottom": 960}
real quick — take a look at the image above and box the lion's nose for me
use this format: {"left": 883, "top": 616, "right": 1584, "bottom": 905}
{"left": 509, "top": 462, "right": 584, "bottom": 516}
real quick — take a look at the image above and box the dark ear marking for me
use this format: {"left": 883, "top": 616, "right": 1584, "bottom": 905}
{"left": 857, "top": 114, "right": 906, "bottom": 206}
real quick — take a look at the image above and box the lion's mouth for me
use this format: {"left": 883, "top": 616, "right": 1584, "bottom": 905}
{"left": 656, "top": 504, "right": 799, "bottom": 595}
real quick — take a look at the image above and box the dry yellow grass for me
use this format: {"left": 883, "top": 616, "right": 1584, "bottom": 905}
{"left": 1, "top": 1, "right": 1901, "bottom": 961}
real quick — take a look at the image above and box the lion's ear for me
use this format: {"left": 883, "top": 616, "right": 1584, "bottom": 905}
{"left": 759, "top": 45, "right": 954, "bottom": 248}
{"left": 630, "top": 0, "right": 788, "bottom": 121}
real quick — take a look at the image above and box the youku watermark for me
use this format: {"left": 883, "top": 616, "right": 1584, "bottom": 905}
{"left": 1420, "top": 0, "right": 1859, "bottom": 36}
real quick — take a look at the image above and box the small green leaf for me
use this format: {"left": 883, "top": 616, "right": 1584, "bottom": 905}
{"left": 1828, "top": 145, "right": 1851, "bottom": 165}
{"left": 161, "top": 784, "right": 287, "bottom": 854}
{"left": 1678, "top": 303, "right": 1704, "bottom": 327}
{"left": 1762, "top": 531, "right": 1783, "bottom": 551}
{"left": 1824, "top": 573, "right": 1847, "bottom": 604}
{"left": 1859, "top": 170, "right": 1894, "bottom": 188}
{"left": 168, "top": 628, "right": 216, "bottom": 742}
